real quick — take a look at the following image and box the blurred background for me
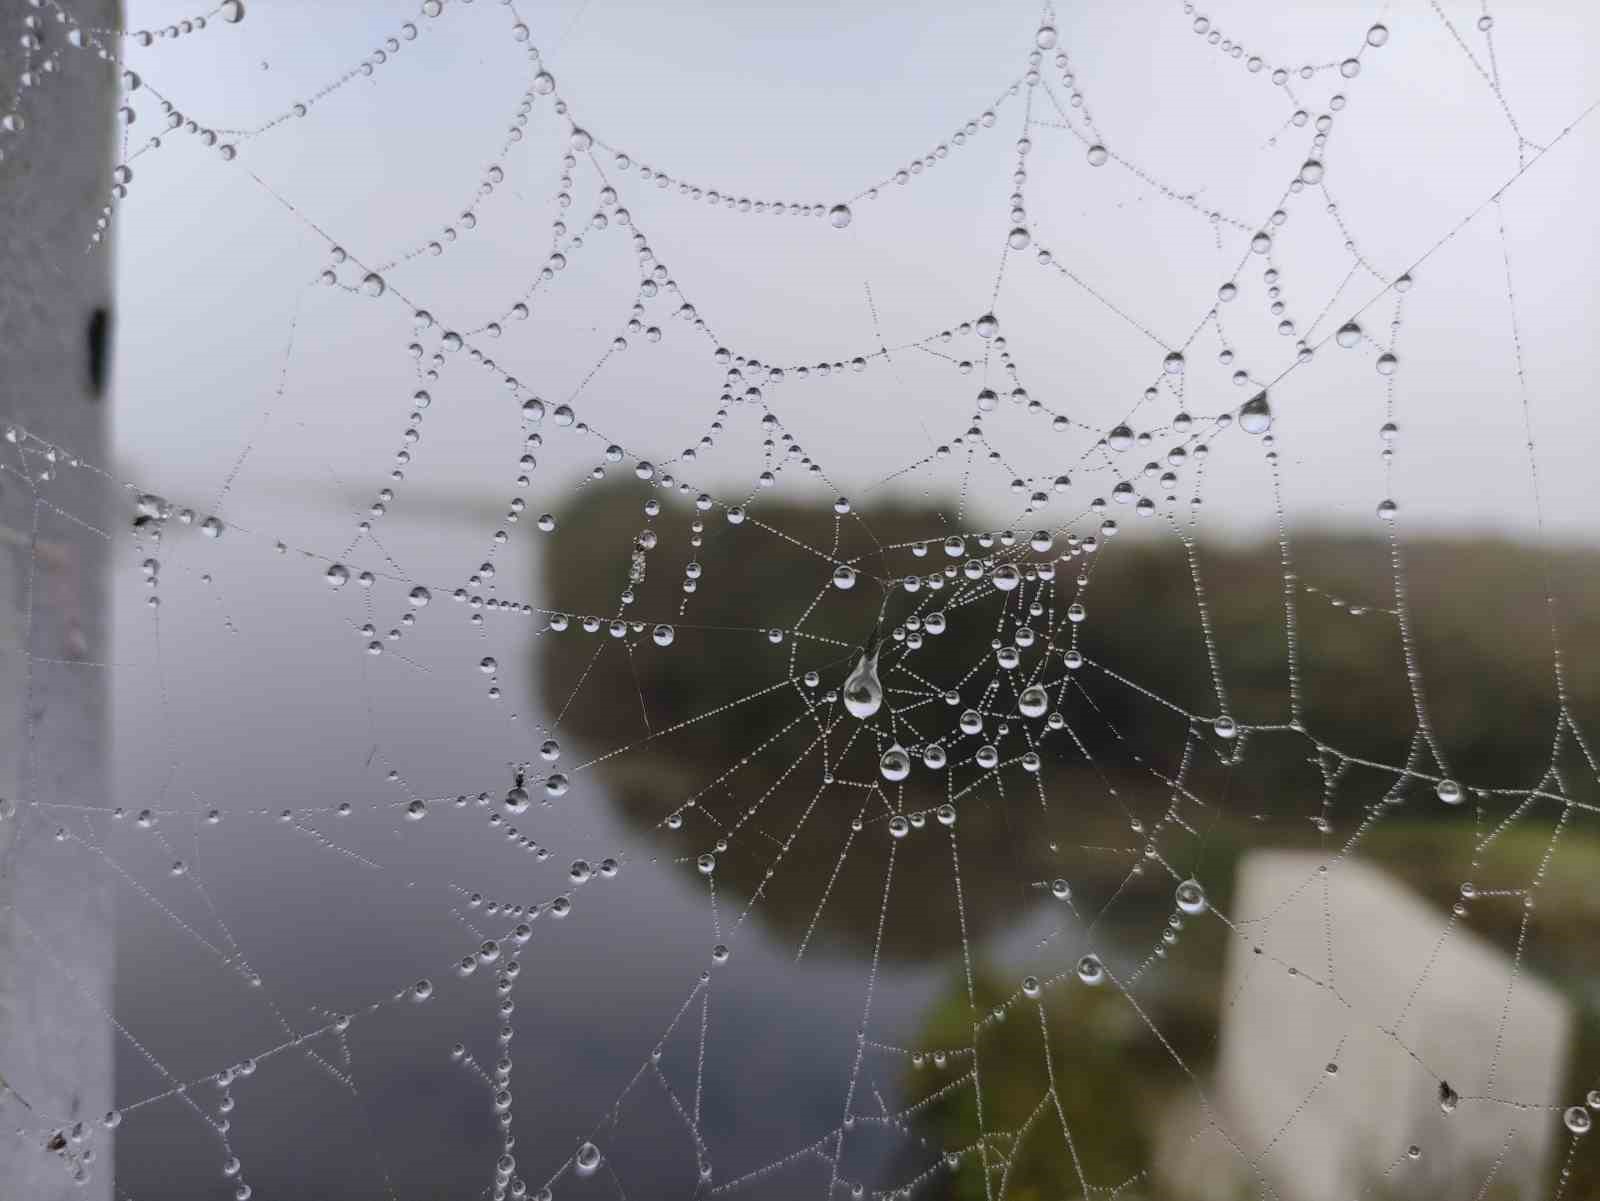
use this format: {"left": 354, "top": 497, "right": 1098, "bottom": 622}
{"left": 3, "top": 0, "right": 1600, "bottom": 1198}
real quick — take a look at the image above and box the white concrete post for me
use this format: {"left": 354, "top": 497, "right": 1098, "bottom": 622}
{"left": 0, "top": 2, "right": 119, "bottom": 1197}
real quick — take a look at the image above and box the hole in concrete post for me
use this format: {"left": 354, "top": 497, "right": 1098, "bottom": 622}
{"left": 86, "top": 306, "right": 110, "bottom": 399}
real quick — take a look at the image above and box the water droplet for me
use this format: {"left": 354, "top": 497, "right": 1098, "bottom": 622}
{"left": 1238, "top": 393, "right": 1273, "bottom": 434}
{"left": 1018, "top": 685, "right": 1048, "bottom": 719}
{"left": 1376, "top": 352, "right": 1398, "bottom": 375}
{"left": 1022, "top": 975, "right": 1041, "bottom": 998}
{"left": 1051, "top": 878, "right": 1071, "bottom": 900}
{"left": 1036, "top": 24, "right": 1058, "bottom": 49}
{"left": 1566, "top": 1106, "right": 1593, "bottom": 1134}
{"left": 1086, "top": 144, "right": 1108, "bottom": 166}
{"left": 1339, "top": 57, "right": 1361, "bottom": 78}
{"left": 220, "top": 0, "right": 245, "bottom": 22}
{"left": 1213, "top": 715, "right": 1237, "bottom": 739}
{"left": 1336, "top": 321, "right": 1362, "bottom": 348}
{"left": 1007, "top": 227, "right": 1030, "bottom": 250}
{"left": 653, "top": 623, "right": 675, "bottom": 647}
{"left": 1439, "top": 1081, "right": 1459, "bottom": 1113}
{"left": 325, "top": 564, "right": 350, "bottom": 588}
{"left": 1367, "top": 23, "right": 1389, "bottom": 46}
{"left": 1376, "top": 499, "right": 1398, "bottom": 522}
{"left": 975, "top": 313, "right": 999, "bottom": 339}
{"left": 923, "top": 745, "right": 947, "bottom": 770}
{"left": 1163, "top": 351, "right": 1185, "bottom": 375}
{"left": 697, "top": 853, "right": 716, "bottom": 875}
{"left": 200, "top": 516, "right": 224, "bottom": 538}
{"left": 1300, "top": 159, "right": 1325, "bottom": 184}
{"left": 829, "top": 204, "right": 852, "bottom": 229}
{"left": 1076, "top": 954, "right": 1105, "bottom": 985}
{"left": 879, "top": 745, "right": 911, "bottom": 782}
{"left": 362, "top": 272, "right": 385, "bottom": 297}
{"left": 411, "top": 979, "right": 433, "bottom": 1002}
{"left": 888, "top": 815, "right": 910, "bottom": 839}
{"left": 1436, "top": 778, "right": 1462, "bottom": 804}
{"left": 408, "top": 586, "right": 431, "bottom": 608}
{"left": 936, "top": 803, "right": 956, "bottom": 826}
{"left": 832, "top": 565, "right": 857, "bottom": 590}
{"left": 1176, "top": 879, "right": 1208, "bottom": 914}
{"left": 1251, "top": 231, "right": 1272, "bottom": 254}
{"left": 843, "top": 647, "right": 883, "bottom": 719}
{"left": 991, "top": 564, "right": 1020, "bottom": 592}
{"left": 575, "top": 1142, "right": 602, "bottom": 1176}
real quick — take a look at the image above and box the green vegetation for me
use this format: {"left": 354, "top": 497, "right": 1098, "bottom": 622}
{"left": 895, "top": 965, "right": 1209, "bottom": 1201}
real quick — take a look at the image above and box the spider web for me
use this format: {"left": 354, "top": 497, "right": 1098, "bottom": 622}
{"left": 3, "top": 1, "right": 1600, "bottom": 1200}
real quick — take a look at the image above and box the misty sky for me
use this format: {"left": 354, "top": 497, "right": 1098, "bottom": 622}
{"left": 111, "top": 0, "right": 1600, "bottom": 549}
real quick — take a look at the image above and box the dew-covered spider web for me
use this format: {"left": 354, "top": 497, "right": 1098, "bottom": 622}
{"left": 5, "top": 1, "right": 1600, "bottom": 1200}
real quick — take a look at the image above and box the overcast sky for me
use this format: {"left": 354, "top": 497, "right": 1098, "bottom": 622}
{"left": 111, "top": 0, "right": 1600, "bottom": 550}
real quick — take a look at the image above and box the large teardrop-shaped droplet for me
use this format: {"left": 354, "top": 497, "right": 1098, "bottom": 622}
{"left": 843, "top": 647, "right": 883, "bottom": 720}
{"left": 1238, "top": 392, "right": 1273, "bottom": 434}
